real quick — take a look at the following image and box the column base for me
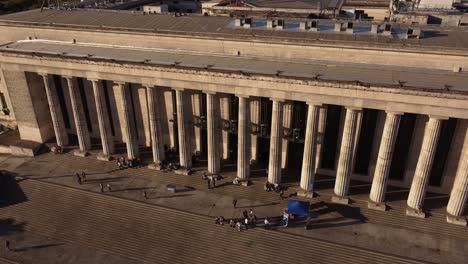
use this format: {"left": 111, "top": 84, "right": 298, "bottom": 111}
{"left": 331, "top": 195, "right": 349, "bottom": 205}
{"left": 367, "top": 200, "right": 387, "bottom": 211}
{"left": 175, "top": 168, "right": 191, "bottom": 175}
{"left": 148, "top": 163, "right": 163, "bottom": 170}
{"left": 406, "top": 207, "right": 426, "bottom": 218}
{"left": 73, "top": 150, "right": 89, "bottom": 157}
{"left": 446, "top": 214, "right": 467, "bottom": 226}
{"left": 297, "top": 190, "right": 316, "bottom": 198}
{"left": 249, "top": 159, "right": 258, "bottom": 165}
{"left": 97, "top": 154, "right": 113, "bottom": 161}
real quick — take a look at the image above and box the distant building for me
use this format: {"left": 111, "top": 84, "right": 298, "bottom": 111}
{"left": 202, "top": 0, "right": 345, "bottom": 18}
{"left": 143, "top": 3, "right": 169, "bottom": 13}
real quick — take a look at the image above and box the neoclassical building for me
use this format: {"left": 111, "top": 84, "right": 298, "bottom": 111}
{"left": 0, "top": 9, "right": 467, "bottom": 225}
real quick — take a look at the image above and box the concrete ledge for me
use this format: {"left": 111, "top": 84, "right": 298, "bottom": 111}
{"left": 148, "top": 163, "right": 163, "bottom": 170}
{"left": 73, "top": 150, "right": 89, "bottom": 157}
{"left": 97, "top": 154, "right": 113, "bottom": 161}
{"left": 446, "top": 214, "right": 467, "bottom": 226}
{"left": 331, "top": 195, "right": 349, "bottom": 205}
{"left": 406, "top": 207, "right": 426, "bottom": 218}
{"left": 10, "top": 141, "right": 42, "bottom": 157}
{"left": 368, "top": 201, "right": 387, "bottom": 211}
{"left": 175, "top": 168, "right": 190, "bottom": 175}
{"left": 297, "top": 190, "right": 315, "bottom": 198}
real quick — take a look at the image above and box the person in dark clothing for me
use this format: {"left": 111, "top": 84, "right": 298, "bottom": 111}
{"left": 243, "top": 210, "right": 248, "bottom": 219}
{"left": 232, "top": 198, "right": 238, "bottom": 208}
{"left": 81, "top": 172, "right": 86, "bottom": 182}
{"left": 99, "top": 183, "right": 104, "bottom": 193}
{"left": 143, "top": 190, "right": 148, "bottom": 200}
{"left": 5, "top": 240, "right": 11, "bottom": 251}
{"left": 207, "top": 179, "right": 211, "bottom": 189}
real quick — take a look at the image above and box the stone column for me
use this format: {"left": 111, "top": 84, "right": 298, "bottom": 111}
{"left": 117, "top": 82, "right": 139, "bottom": 160}
{"left": 206, "top": 92, "right": 221, "bottom": 174}
{"left": 446, "top": 147, "right": 468, "bottom": 225}
{"left": 299, "top": 103, "right": 321, "bottom": 196}
{"left": 237, "top": 95, "right": 251, "bottom": 180}
{"left": 368, "top": 111, "right": 402, "bottom": 211}
{"left": 147, "top": 85, "right": 165, "bottom": 170}
{"left": 281, "top": 101, "right": 294, "bottom": 169}
{"left": 332, "top": 107, "right": 360, "bottom": 204}
{"left": 175, "top": 89, "right": 192, "bottom": 174}
{"left": 315, "top": 106, "right": 327, "bottom": 173}
{"left": 90, "top": 79, "right": 114, "bottom": 161}
{"left": 407, "top": 116, "right": 445, "bottom": 218}
{"left": 65, "top": 76, "right": 91, "bottom": 157}
{"left": 40, "top": 73, "right": 69, "bottom": 147}
{"left": 268, "top": 99, "right": 283, "bottom": 184}
{"left": 220, "top": 95, "right": 231, "bottom": 160}
{"left": 250, "top": 98, "right": 261, "bottom": 164}
{"left": 191, "top": 93, "right": 202, "bottom": 154}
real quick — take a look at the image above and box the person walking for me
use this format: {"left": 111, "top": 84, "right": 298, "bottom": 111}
{"left": 106, "top": 184, "right": 112, "bottom": 192}
{"left": 5, "top": 240, "right": 11, "bottom": 251}
{"left": 264, "top": 218, "right": 270, "bottom": 230}
{"left": 232, "top": 198, "right": 237, "bottom": 208}
{"left": 207, "top": 179, "right": 211, "bottom": 189}
{"left": 143, "top": 190, "right": 148, "bottom": 200}
{"left": 99, "top": 183, "right": 104, "bottom": 193}
{"left": 279, "top": 190, "right": 285, "bottom": 200}
{"left": 212, "top": 177, "right": 216, "bottom": 188}
{"left": 75, "top": 173, "right": 81, "bottom": 185}
{"left": 244, "top": 218, "right": 249, "bottom": 230}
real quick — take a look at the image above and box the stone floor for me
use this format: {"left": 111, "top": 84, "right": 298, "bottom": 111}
{"left": 0, "top": 146, "right": 467, "bottom": 263}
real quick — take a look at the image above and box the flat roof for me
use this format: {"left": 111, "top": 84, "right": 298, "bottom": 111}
{"left": 1, "top": 9, "right": 468, "bottom": 52}
{"left": 1, "top": 40, "right": 467, "bottom": 93}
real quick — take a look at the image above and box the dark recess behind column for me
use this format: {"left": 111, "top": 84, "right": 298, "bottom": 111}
{"left": 128, "top": 83, "right": 139, "bottom": 140}
{"left": 53, "top": 75, "right": 71, "bottom": 129}
{"left": 102, "top": 80, "right": 115, "bottom": 136}
{"left": 321, "top": 105, "right": 342, "bottom": 170}
{"left": 389, "top": 113, "right": 417, "bottom": 180}
{"left": 77, "top": 78, "right": 93, "bottom": 133}
{"left": 429, "top": 118, "right": 457, "bottom": 187}
{"left": 354, "top": 109, "right": 378, "bottom": 175}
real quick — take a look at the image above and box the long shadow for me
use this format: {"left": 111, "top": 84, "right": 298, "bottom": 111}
{"left": 83, "top": 176, "right": 129, "bottom": 184}
{"left": 0, "top": 218, "right": 26, "bottom": 237}
{"left": 111, "top": 186, "right": 158, "bottom": 193}
{"left": 156, "top": 194, "right": 195, "bottom": 199}
{"left": 0, "top": 171, "right": 28, "bottom": 208}
{"left": 14, "top": 243, "right": 64, "bottom": 252}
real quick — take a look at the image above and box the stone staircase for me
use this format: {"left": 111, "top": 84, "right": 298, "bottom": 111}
{"left": 24, "top": 151, "right": 468, "bottom": 241}
{"left": 0, "top": 179, "right": 425, "bottom": 264}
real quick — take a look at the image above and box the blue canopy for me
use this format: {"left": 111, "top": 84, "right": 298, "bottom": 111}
{"left": 287, "top": 200, "right": 310, "bottom": 217}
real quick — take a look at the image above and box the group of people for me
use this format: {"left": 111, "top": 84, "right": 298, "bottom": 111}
{"left": 117, "top": 157, "right": 142, "bottom": 170}
{"left": 203, "top": 173, "right": 221, "bottom": 189}
{"left": 75, "top": 171, "right": 87, "bottom": 185}
{"left": 265, "top": 181, "right": 281, "bottom": 193}
{"left": 99, "top": 183, "right": 113, "bottom": 193}
{"left": 214, "top": 209, "right": 271, "bottom": 231}
{"left": 50, "top": 144, "right": 63, "bottom": 154}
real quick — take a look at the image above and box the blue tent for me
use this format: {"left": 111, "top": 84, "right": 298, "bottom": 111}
{"left": 287, "top": 200, "right": 310, "bottom": 217}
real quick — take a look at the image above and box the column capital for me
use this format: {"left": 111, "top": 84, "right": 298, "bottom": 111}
{"left": 385, "top": 110, "right": 404, "bottom": 115}
{"left": 62, "top": 75, "right": 74, "bottom": 80}
{"left": 306, "top": 101, "right": 322, "bottom": 107}
{"left": 345, "top": 106, "right": 362, "bottom": 111}
{"left": 429, "top": 115, "right": 449, "bottom": 120}
{"left": 270, "top": 98, "right": 285, "bottom": 102}
{"left": 173, "top": 87, "right": 185, "bottom": 92}
{"left": 114, "top": 81, "right": 126, "bottom": 86}
{"left": 38, "top": 72, "right": 48, "bottom": 77}
{"left": 204, "top": 90, "right": 217, "bottom": 95}
{"left": 88, "top": 78, "right": 100, "bottom": 83}
{"left": 236, "top": 94, "right": 249, "bottom": 98}
{"left": 142, "top": 84, "right": 155, "bottom": 89}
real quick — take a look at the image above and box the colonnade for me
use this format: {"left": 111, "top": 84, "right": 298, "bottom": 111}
{"left": 39, "top": 74, "right": 468, "bottom": 225}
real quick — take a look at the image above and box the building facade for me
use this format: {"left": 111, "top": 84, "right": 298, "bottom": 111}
{"left": 0, "top": 9, "right": 467, "bottom": 225}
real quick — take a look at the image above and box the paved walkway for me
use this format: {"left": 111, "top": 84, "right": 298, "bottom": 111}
{"left": 0, "top": 149, "right": 467, "bottom": 263}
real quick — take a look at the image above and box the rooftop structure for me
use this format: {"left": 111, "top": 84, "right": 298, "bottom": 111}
{"left": 202, "top": 0, "right": 345, "bottom": 18}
